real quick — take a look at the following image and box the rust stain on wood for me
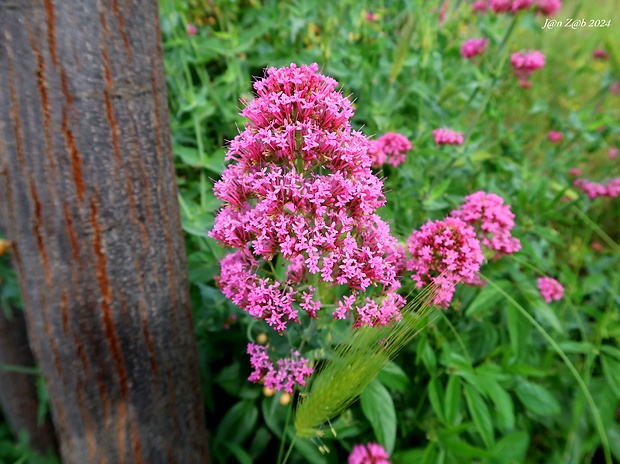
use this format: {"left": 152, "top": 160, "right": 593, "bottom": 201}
{"left": 90, "top": 198, "right": 129, "bottom": 401}
{"left": 27, "top": 24, "right": 57, "bottom": 177}
{"left": 125, "top": 174, "right": 148, "bottom": 248}
{"left": 116, "top": 401, "right": 127, "bottom": 464}
{"left": 73, "top": 333, "right": 90, "bottom": 375}
{"left": 8, "top": 55, "right": 26, "bottom": 169}
{"left": 101, "top": 47, "right": 122, "bottom": 165}
{"left": 112, "top": 0, "right": 132, "bottom": 61}
{"left": 60, "top": 68, "right": 86, "bottom": 201}
{"left": 130, "top": 419, "right": 145, "bottom": 464}
{"left": 99, "top": 11, "right": 110, "bottom": 36}
{"left": 61, "top": 286, "right": 69, "bottom": 336}
{"left": 60, "top": 67, "right": 74, "bottom": 104}
{"left": 29, "top": 180, "right": 53, "bottom": 287}
{"left": 62, "top": 108, "right": 86, "bottom": 202}
{"left": 63, "top": 202, "right": 81, "bottom": 264}
{"left": 43, "top": 0, "right": 58, "bottom": 66}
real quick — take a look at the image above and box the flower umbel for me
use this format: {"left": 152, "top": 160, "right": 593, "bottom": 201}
{"left": 461, "top": 38, "right": 489, "bottom": 59}
{"left": 433, "top": 128, "right": 464, "bottom": 146}
{"left": 247, "top": 343, "right": 313, "bottom": 394}
{"left": 349, "top": 442, "right": 391, "bottom": 464}
{"left": 537, "top": 277, "right": 564, "bottom": 303}
{"left": 210, "top": 63, "right": 404, "bottom": 332}
{"left": 450, "top": 191, "right": 521, "bottom": 257}
{"left": 369, "top": 132, "right": 412, "bottom": 167}
{"left": 406, "top": 217, "right": 484, "bottom": 308}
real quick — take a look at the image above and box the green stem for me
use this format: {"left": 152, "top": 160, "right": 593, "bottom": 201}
{"left": 277, "top": 400, "right": 294, "bottom": 464}
{"left": 0, "top": 364, "right": 40, "bottom": 375}
{"left": 281, "top": 435, "right": 297, "bottom": 464}
{"left": 571, "top": 206, "right": 620, "bottom": 253}
{"left": 437, "top": 310, "right": 472, "bottom": 365}
{"left": 481, "top": 274, "right": 612, "bottom": 464}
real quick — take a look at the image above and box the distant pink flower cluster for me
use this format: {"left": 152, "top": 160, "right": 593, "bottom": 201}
{"left": 609, "top": 148, "right": 618, "bottom": 160}
{"left": 611, "top": 82, "right": 620, "bottom": 95}
{"left": 547, "top": 131, "right": 563, "bottom": 142}
{"left": 537, "top": 277, "right": 564, "bottom": 303}
{"left": 534, "top": 0, "right": 561, "bottom": 16}
{"left": 489, "top": 0, "right": 532, "bottom": 13}
{"left": 568, "top": 168, "right": 581, "bottom": 176}
{"left": 406, "top": 218, "right": 484, "bottom": 308}
{"left": 433, "top": 128, "right": 464, "bottom": 146}
{"left": 511, "top": 50, "right": 545, "bottom": 87}
{"left": 472, "top": 1, "right": 487, "bottom": 13}
{"left": 247, "top": 343, "right": 313, "bottom": 393}
{"left": 187, "top": 23, "right": 198, "bottom": 36}
{"left": 369, "top": 132, "right": 412, "bottom": 167}
{"left": 349, "top": 442, "right": 391, "bottom": 464}
{"left": 461, "top": 38, "right": 489, "bottom": 59}
{"left": 573, "top": 177, "right": 620, "bottom": 199}
{"left": 593, "top": 49, "right": 609, "bottom": 60}
{"left": 451, "top": 191, "right": 521, "bottom": 257}
{"left": 211, "top": 63, "right": 405, "bottom": 332}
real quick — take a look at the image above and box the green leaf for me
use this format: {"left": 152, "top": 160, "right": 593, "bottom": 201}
{"left": 515, "top": 380, "right": 560, "bottom": 416}
{"left": 601, "top": 345, "right": 620, "bottom": 361}
{"left": 480, "top": 379, "right": 515, "bottom": 433}
{"left": 601, "top": 355, "right": 620, "bottom": 399}
{"left": 377, "top": 361, "right": 411, "bottom": 393}
{"left": 444, "top": 375, "right": 461, "bottom": 426}
{"left": 532, "top": 302, "right": 563, "bottom": 334}
{"left": 214, "top": 400, "right": 258, "bottom": 446}
{"left": 464, "top": 384, "right": 495, "bottom": 449}
{"left": 361, "top": 379, "right": 397, "bottom": 454}
{"left": 492, "top": 431, "right": 530, "bottom": 463}
{"left": 441, "top": 437, "right": 495, "bottom": 459}
{"left": 428, "top": 377, "right": 446, "bottom": 424}
{"left": 557, "top": 341, "right": 595, "bottom": 355}
{"left": 466, "top": 280, "right": 509, "bottom": 317}
{"left": 221, "top": 442, "right": 253, "bottom": 464}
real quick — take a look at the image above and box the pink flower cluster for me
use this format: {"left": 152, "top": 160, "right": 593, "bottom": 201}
{"left": 247, "top": 343, "right": 313, "bottom": 393}
{"left": 433, "top": 128, "right": 464, "bottom": 146}
{"left": 511, "top": 50, "right": 545, "bottom": 87}
{"left": 547, "top": 131, "right": 563, "bottom": 142}
{"left": 211, "top": 63, "right": 405, "bottom": 332}
{"left": 472, "top": 1, "right": 487, "bottom": 13}
{"left": 186, "top": 23, "right": 198, "bottom": 36}
{"left": 537, "top": 277, "right": 564, "bottom": 303}
{"left": 489, "top": 0, "right": 532, "bottom": 13}
{"left": 593, "top": 49, "right": 609, "bottom": 60}
{"left": 349, "top": 443, "right": 391, "bottom": 464}
{"left": 573, "top": 177, "right": 620, "bottom": 199}
{"left": 451, "top": 191, "right": 521, "bottom": 257}
{"left": 461, "top": 38, "right": 489, "bottom": 59}
{"left": 609, "top": 148, "right": 618, "bottom": 160}
{"left": 406, "top": 218, "right": 483, "bottom": 308}
{"left": 369, "top": 132, "right": 413, "bottom": 167}
{"left": 534, "top": 0, "right": 561, "bottom": 16}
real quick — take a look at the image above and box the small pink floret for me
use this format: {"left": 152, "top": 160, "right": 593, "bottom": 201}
{"left": 547, "top": 131, "right": 563, "bottom": 142}
{"left": 433, "top": 128, "right": 464, "bottom": 146}
{"left": 349, "top": 442, "right": 391, "bottom": 464}
{"left": 461, "top": 38, "right": 489, "bottom": 59}
{"left": 187, "top": 23, "right": 198, "bottom": 36}
{"left": 537, "top": 277, "right": 564, "bottom": 303}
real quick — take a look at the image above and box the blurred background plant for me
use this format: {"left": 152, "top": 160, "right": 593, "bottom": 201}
{"left": 1, "top": 0, "right": 619, "bottom": 462}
